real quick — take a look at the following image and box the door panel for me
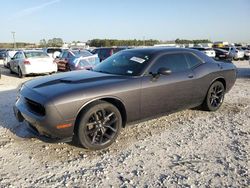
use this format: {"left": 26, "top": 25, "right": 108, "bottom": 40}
{"left": 141, "top": 70, "right": 195, "bottom": 118}
{"left": 140, "top": 52, "right": 197, "bottom": 119}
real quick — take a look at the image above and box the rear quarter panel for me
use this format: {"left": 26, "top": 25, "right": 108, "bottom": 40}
{"left": 191, "top": 61, "right": 236, "bottom": 105}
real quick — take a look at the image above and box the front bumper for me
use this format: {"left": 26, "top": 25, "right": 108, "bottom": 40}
{"left": 13, "top": 86, "right": 74, "bottom": 142}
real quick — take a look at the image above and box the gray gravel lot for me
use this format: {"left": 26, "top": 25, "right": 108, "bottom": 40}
{"left": 0, "top": 61, "right": 249, "bottom": 187}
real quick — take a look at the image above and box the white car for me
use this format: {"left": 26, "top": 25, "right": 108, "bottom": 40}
{"left": 3, "top": 50, "right": 17, "bottom": 68}
{"left": 241, "top": 47, "right": 250, "bottom": 60}
{"left": 9, "top": 50, "right": 57, "bottom": 78}
{"left": 191, "top": 47, "right": 216, "bottom": 58}
{"left": 222, "top": 46, "right": 244, "bottom": 60}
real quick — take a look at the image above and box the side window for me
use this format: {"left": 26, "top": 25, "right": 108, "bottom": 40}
{"left": 101, "top": 49, "right": 110, "bottom": 58}
{"left": 185, "top": 53, "right": 203, "bottom": 68}
{"left": 16, "top": 52, "right": 23, "bottom": 59}
{"left": 150, "top": 53, "right": 189, "bottom": 73}
{"left": 62, "top": 52, "right": 68, "bottom": 58}
{"left": 13, "top": 52, "right": 19, "bottom": 59}
{"left": 68, "top": 52, "right": 74, "bottom": 58}
{"left": 92, "top": 49, "right": 97, "bottom": 54}
{"left": 19, "top": 52, "right": 25, "bottom": 59}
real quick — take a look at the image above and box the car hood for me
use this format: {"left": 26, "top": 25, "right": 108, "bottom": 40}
{"left": 24, "top": 70, "right": 128, "bottom": 99}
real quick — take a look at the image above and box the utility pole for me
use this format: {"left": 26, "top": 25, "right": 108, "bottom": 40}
{"left": 11, "top": 31, "right": 16, "bottom": 49}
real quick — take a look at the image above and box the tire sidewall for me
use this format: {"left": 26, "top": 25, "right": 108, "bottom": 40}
{"left": 18, "top": 67, "right": 24, "bottom": 78}
{"left": 206, "top": 81, "right": 225, "bottom": 111}
{"left": 77, "top": 102, "right": 122, "bottom": 150}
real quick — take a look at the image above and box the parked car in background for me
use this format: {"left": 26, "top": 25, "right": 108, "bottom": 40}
{"left": 221, "top": 46, "right": 244, "bottom": 60}
{"left": 3, "top": 50, "right": 18, "bottom": 68}
{"left": 0, "top": 50, "right": 6, "bottom": 60}
{"left": 241, "top": 47, "right": 250, "bottom": 60}
{"left": 54, "top": 49, "right": 100, "bottom": 71}
{"left": 213, "top": 48, "right": 233, "bottom": 61}
{"left": 43, "top": 48, "right": 62, "bottom": 59}
{"left": 9, "top": 50, "right": 57, "bottom": 78}
{"left": 14, "top": 48, "right": 237, "bottom": 150}
{"left": 91, "top": 47, "right": 128, "bottom": 61}
{"left": 190, "top": 47, "right": 216, "bottom": 58}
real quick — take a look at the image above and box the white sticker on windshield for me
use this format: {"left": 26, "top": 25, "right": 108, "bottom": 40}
{"left": 130, "top": 57, "right": 145, "bottom": 64}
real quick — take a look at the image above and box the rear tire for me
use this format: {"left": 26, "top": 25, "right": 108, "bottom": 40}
{"left": 202, "top": 81, "right": 225, "bottom": 111}
{"left": 9, "top": 66, "right": 14, "bottom": 74}
{"left": 18, "top": 67, "right": 25, "bottom": 78}
{"left": 76, "top": 101, "right": 122, "bottom": 150}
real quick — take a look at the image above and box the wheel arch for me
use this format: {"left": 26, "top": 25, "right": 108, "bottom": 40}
{"left": 210, "top": 77, "right": 226, "bottom": 91}
{"left": 74, "top": 96, "right": 127, "bottom": 133}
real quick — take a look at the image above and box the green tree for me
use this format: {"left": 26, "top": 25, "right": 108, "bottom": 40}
{"left": 39, "top": 39, "right": 47, "bottom": 48}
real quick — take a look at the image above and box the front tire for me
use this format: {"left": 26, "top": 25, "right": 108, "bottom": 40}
{"left": 202, "top": 81, "right": 225, "bottom": 111}
{"left": 77, "top": 101, "right": 122, "bottom": 150}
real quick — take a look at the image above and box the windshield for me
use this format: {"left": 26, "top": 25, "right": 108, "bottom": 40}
{"left": 93, "top": 51, "right": 151, "bottom": 76}
{"left": 25, "top": 51, "right": 49, "bottom": 58}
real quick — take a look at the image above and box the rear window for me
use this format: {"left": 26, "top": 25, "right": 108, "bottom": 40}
{"left": 25, "top": 51, "right": 49, "bottom": 58}
{"left": 72, "top": 50, "right": 93, "bottom": 57}
{"left": 101, "top": 49, "right": 112, "bottom": 57}
{"left": 47, "top": 49, "right": 62, "bottom": 54}
{"left": 185, "top": 53, "right": 203, "bottom": 68}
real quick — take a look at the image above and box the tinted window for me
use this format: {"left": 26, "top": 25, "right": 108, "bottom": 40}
{"left": 150, "top": 53, "right": 189, "bottom": 73}
{"left": 47, "top": 48, "right": 62, "bottom": 54}
{"left": 62, "top": 51, "right": 68, "bottom": 58}
{"left": 101, "top": 49, "right": 112, "bottom": 57}
{"left": 24, "top": 51, "right": 48, "bottom": 58}
{"left": 185, "top": 53, "right": 202, "bottom": 68}
{"left": 72, "top": 50, "right": 92, "bottom": 57}
{"left": 68, "top": 52, "right": 74, "bottom": 58}
{"left": 13, "top": 52, "right": 19, "bottom": 59}
{"left": 92, "top": 49, "right": 98, "bottom": 54}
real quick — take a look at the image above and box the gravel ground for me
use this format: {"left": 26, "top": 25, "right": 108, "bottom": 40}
{"left": 0, "top": 61, "right": 249, "bottom": 187}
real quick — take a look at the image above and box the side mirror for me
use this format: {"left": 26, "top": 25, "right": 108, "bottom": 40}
{"left": 158, "top": 67, "right": 172, "bottom": 75}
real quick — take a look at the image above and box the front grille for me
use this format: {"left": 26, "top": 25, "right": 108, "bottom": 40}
{"left": 25, "top": 98, "right": 45, "bottom": 116}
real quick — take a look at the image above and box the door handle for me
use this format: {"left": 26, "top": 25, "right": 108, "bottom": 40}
{"left": 188, "top": 74, "right": 194, "bottom": 78}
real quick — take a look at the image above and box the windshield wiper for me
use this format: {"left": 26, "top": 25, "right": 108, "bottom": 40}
{"left": 92, "top": 70, "right": 113, "bottom": 74}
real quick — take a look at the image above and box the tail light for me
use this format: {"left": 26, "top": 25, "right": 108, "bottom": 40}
{"left": 110, "top": 49, "right": 114, "bottom": 56}
{"left": 24, "top": 60, "right": 30, "bottom": 65}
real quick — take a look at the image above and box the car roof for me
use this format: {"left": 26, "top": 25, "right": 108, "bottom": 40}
{"left": 124, "top": 47, "right": 199, "bottom": 55}
{"left": 19, "top": 50, "right": 44, "bottom": 53}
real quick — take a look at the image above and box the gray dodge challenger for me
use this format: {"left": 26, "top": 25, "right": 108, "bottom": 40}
{"left": 14, "top": 48, "right": 237, "bottom": 150}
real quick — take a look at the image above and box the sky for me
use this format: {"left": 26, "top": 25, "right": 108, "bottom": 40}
{"left": 1, "top": 0, "right": 250, "bottom": 43}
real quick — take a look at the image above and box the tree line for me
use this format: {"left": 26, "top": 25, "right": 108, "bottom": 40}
{"left": 88, "top": 39, "right": 160, "bottom": 47}
{"left": 0, "top": 38, "right": 212, "bottom": 49}
{"left": 175, "top": 38, "right": 212, "bottom": 44}
{"left": 0, "top": 42, "right": 36, "bottom": 49}
{"left": 39, "top": 38, "right": 64, "bottom": 48}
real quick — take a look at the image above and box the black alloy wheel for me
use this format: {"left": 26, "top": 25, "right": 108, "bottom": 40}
{"left": 77, "top": 101, "right": 122, "bottom": 150}
{"left": 202, "top": 81, "right": 225, "bottom": 111}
